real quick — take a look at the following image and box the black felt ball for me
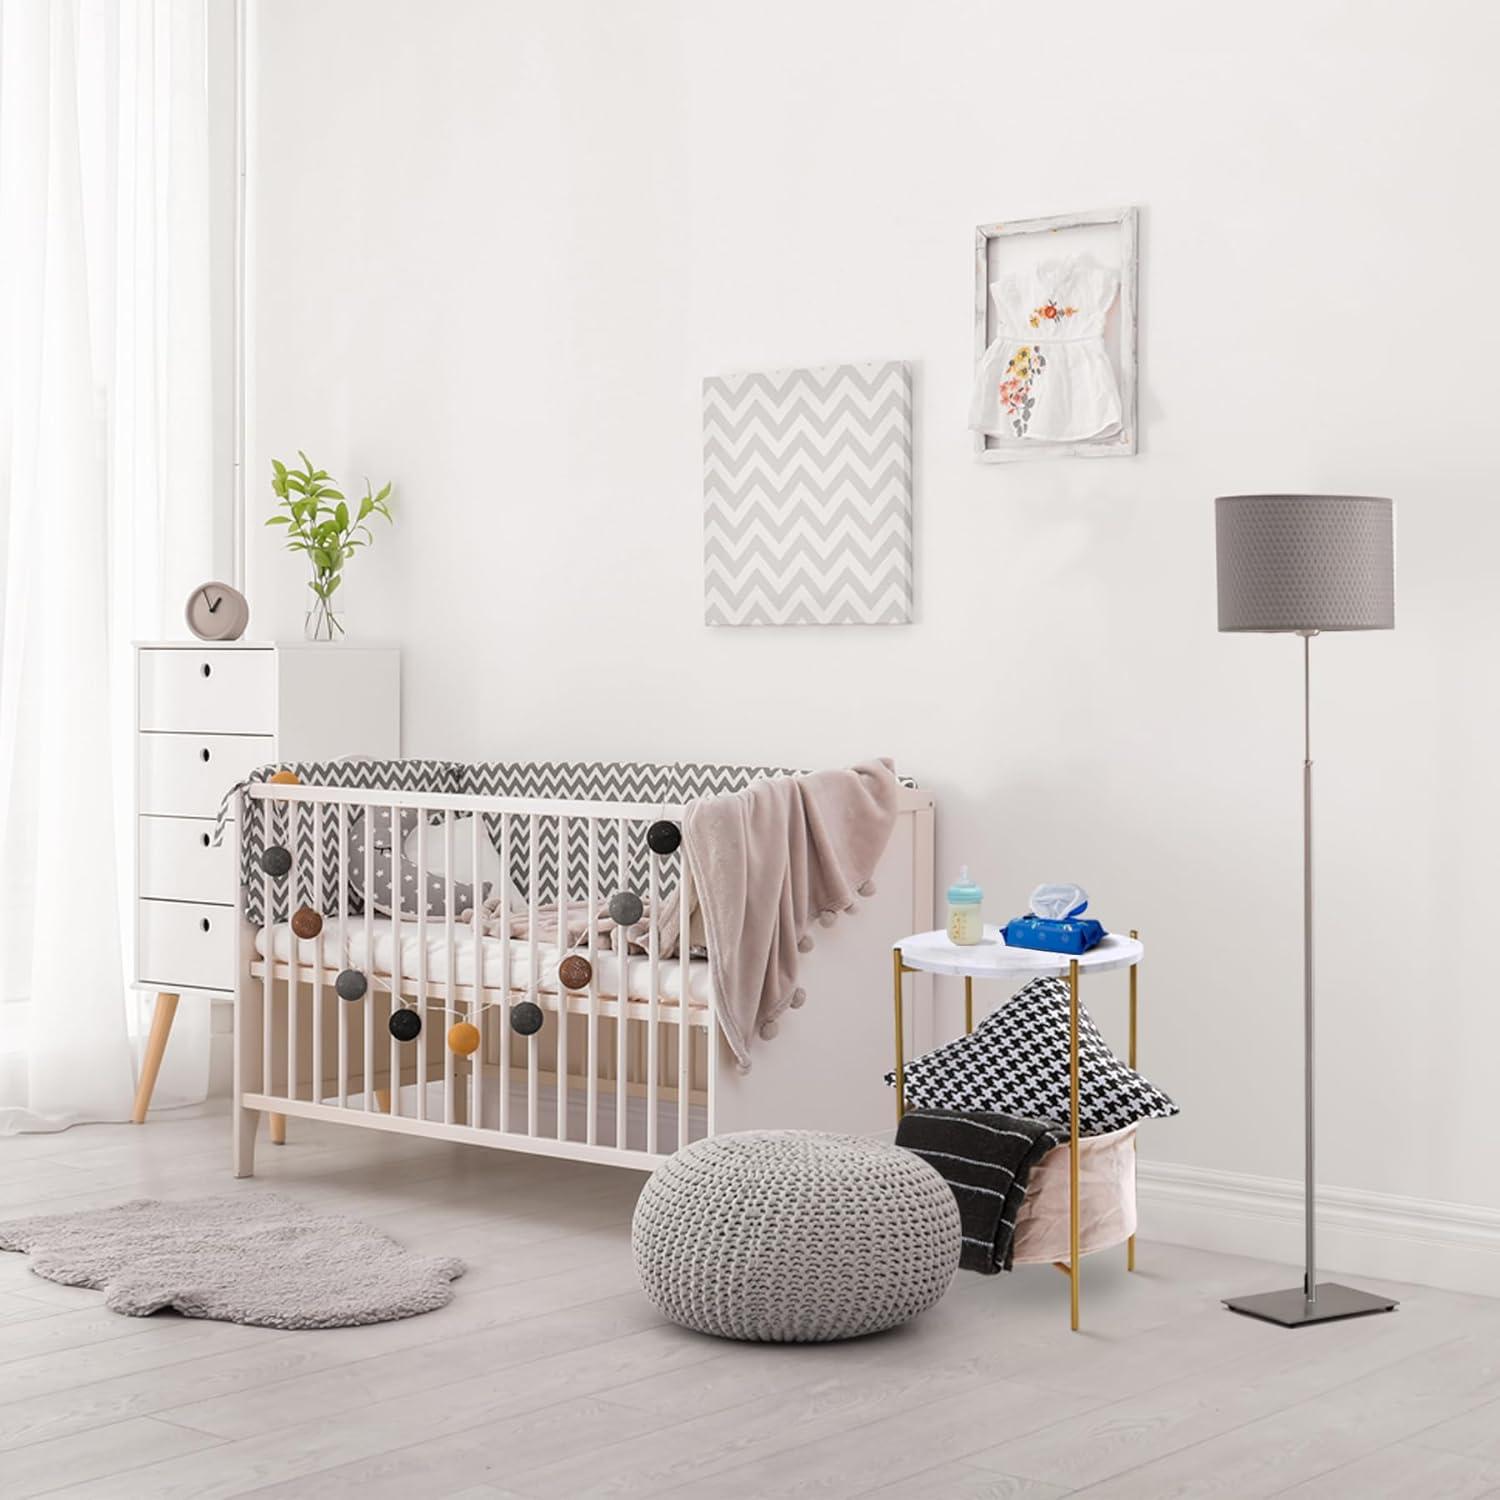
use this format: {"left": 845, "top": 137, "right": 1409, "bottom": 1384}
{"left": 335, "top": 969, "right": 367, "bottom": 1002}
{"left": 608, "top": 890, "right": 644, "bottom": 926}
{"left": 388, "top": 1008, "right": 422, "bottom": 1042}
{"left": 259, "top": 845, "right": 292, "bottom": 878}
{"left": 510, "top": 1001, "right": 544, "bottom": 1036}
{"left": 647, "top": 820, "right": 681, "bottom": 855}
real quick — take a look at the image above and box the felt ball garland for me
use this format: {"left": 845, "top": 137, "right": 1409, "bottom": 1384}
{"left": 509, "top": 1000, "right": 544, "bottom": 1036}
{"left": 608, "top": 890, "right": 644, "bottom": 927}
{"left": 291, "top": 906, "right": 323, "bottom": 939}
{"left": 558, "top": 954, "right": 592, "bottom": 991}
{"left": 447, "top": 1021, "right": 481, "bottom": 1057}
{"left": 259, "top": 845, "right": 292, "bottom": 878}
{"left": 388, "top": 1007, "right": 422, "bottom": 1042}
{"left": 647, "top": 820, "right": 681, "bottom": 855}
{"left": 269, "top": 770, "right": 301, "bottom": 785}
{"left": 335, "top": 968, "right": 367, "bottom": 1002}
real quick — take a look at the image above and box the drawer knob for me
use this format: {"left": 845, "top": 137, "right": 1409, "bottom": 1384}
{"left": 200, "top": 917, "right": 211, "bottom": 933}
{"left": 200, "top": 747, "right": 211, "bottom": 763}
{"left": 201, "top": 662, "right": 212, "bottom": 678}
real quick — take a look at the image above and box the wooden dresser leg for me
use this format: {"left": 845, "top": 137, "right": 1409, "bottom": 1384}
{"left": 269, "top": 1113, "right": 287, "bottom": 1145}
{"left": 131, "top": 993, "right": 180, "bottom": 1124}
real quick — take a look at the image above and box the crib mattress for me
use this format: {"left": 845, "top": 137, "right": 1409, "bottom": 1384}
{"left": 254, "top": 919, "right": 712, "bottom": 1008}
{"left": 1011, "top": 1123, "right": 1138, "bottom": 1264}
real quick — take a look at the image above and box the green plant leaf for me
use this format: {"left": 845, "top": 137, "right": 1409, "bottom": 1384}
{"left": 265, "top": 515, "right": 290, "bottom": 526}
{"left": 375, "top": 482, "right": 391, "bottom": 503}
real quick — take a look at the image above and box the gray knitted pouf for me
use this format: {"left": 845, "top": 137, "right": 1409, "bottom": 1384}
{"left": 631, "top": 1130, "right": 961, "bottom": 1342}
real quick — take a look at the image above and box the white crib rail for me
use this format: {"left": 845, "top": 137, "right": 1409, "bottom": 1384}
{"left": 238, "top": 782, "right": 715, "bottom": 1171}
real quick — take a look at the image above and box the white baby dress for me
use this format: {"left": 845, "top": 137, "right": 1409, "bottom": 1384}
{"left": 969, "top": 257, "right": 1121, "bottom": 443}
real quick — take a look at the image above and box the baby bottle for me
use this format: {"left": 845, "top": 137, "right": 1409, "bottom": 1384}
{"left": 947, "top": 866, "right": 984, "bottom": 945}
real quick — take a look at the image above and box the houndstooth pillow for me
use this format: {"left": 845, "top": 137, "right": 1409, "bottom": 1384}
{"left": 885, "top": 977, "right": 1178, "bottom": 1136}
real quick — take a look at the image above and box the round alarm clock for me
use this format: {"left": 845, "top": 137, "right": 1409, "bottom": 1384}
{"left": 184, "top": 581, "right": 249, "bottom": 641}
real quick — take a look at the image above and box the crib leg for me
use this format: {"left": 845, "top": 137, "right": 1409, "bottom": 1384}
{"left": 269, "top": 1113, "right": 287, "bottom": 1145}
{"left": 131, "top": 992, "right": 179, "bottom": 1124}
{"left": 234, "top": 1105, "right": 260, "bottom": 1178}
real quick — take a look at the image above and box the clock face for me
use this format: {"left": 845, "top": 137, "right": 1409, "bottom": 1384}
{"left": 184, "top": 582, "right": 250, "bottom": 641}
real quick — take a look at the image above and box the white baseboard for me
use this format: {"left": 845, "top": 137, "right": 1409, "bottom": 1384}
{"left": 1137, "top": 1159, "right": 1500, "bottom": 1299}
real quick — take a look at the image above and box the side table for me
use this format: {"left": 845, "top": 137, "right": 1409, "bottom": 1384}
{"left": 893, "top": 926, "right": 1144, "bottom": 1331}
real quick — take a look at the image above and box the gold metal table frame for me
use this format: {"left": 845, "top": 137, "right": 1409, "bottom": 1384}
{"left": 892, "top": 929, "right": 1141, "bottom": 1332}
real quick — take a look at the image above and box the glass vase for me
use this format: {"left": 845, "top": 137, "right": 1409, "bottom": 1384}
{"left": 304, "top": 572, "right": 346, "bottom": 642}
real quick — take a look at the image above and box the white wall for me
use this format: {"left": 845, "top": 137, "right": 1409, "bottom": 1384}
{"left": 245, "top": 0, "right": 1500, "bottom": 1260}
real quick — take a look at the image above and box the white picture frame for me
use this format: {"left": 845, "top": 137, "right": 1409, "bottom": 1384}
{"left": 972, "top": 206, "right": 1138, "bottom": 463}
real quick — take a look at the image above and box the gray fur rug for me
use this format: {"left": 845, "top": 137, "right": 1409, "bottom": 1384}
{"left": 0, "top": 1193, "right": 464, "bottom": 1329}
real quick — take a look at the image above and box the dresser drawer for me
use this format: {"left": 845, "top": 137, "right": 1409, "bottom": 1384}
{"left": 138, "top": 816, "right": 237, "bottom": 905}
{"left": 138, "top": 733, "right": 274, "bottom": 818}
{"left": 138, "top": 899, "right": 237, "bottom": 992}
{"left": 139, "top": 649, "right": 275, "bottom": 734}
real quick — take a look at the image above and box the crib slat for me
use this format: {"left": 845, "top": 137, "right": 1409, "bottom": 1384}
{"left": 311, "top": 803, "right": 324, "bottom": 1105}
{"left": 416, "top": 813, "right": 429, "bottom": 1123}
{"left": 526, "top": 813, "right": 539, "bottom": 1138}
{"left": 388, "top": 802, "right": 403, "bottom": 1120}
{"left": 646, "top": 838, "right": 660, "bottom": 1156}
{"left": 443, "top": 811, "right": 456, "bottom": 1126}
{"left": 586, "top": 818, "right": 599, "bottom": 1147}
{"left": 614, "top": 815, "right": 628, "bottom": 1152}
{"left": 556, "top": 815, "right": 569, "bottom": 1143}
{"left": 363, "top": 802, "right": 375, "bottom": 1116}
{"left": 677, "top": 844, "right": 691, "bottom": 1149}
{"left": 498, "top": 812, "right": 511, "bottom": 1136}
{"left": 261, "top": 805, "right": 274, "bottom": 1113}
{"left": 288, "top": 802, "right": 301, "bottom": 1104}
{"left": 470, "top": 811, "right": 484, "bottom": 1130}
{"left": 337, "top": 803, "right": 349, "bottom": 1108}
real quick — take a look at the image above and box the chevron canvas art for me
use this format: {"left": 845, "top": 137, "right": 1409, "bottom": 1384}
{"left": 702, "top": 361, "right": 913, "bottom": 626}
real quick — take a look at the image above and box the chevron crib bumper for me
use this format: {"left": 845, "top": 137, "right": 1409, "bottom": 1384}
{"left": 223, "top": 758, "right": 804, "bottom": 926}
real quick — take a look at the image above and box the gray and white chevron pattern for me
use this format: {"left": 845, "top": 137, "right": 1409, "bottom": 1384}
{"left": 703, "top": 361, "right": 913, "bottom": 626}
{"left": 219, "top": 758, "right": 803, "bottom": 926}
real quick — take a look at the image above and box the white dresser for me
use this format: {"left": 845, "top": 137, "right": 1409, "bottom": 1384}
{"left": 131, "top": 641, "right": 400, "bottom": 1121}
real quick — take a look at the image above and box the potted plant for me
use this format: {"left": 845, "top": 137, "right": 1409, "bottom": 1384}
{"left": 266, "top": 452, "right": 393, "bottom": 641}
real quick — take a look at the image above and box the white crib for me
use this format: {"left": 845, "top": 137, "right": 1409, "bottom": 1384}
{"left": 231, "top": 766, "right": 933, "bottom": 1177}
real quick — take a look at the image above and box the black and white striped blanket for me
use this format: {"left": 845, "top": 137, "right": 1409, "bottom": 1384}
{"left": 895, "top": 1108, "right": 1063, "bottom": 1274}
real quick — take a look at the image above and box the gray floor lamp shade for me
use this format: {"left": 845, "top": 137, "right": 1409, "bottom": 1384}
{"left": 1216, "top": 495, "right": 1394, "bottom": 632}
{"left": 1215, "top": 493, "right": 1397, "bottom": 1328}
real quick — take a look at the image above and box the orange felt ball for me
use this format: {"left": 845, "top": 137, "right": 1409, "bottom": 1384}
{"left": 291, "top": 905, "right": 323, "bottom": 939}
{"left": 269, "top": 770, "right": 300, "bottom": 785}
{"left": 447, "top": 1021, "right": 481, "bottom": 1057}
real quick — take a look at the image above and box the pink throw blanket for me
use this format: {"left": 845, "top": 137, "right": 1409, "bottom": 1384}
{"left": 463, "top": 760, "right": 901, "bottom": 1070}
{"left": 675, "top": 759, "right": 900, "bottom": 1070}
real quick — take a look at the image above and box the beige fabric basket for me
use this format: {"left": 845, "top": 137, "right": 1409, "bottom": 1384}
{"left": 1011, "top": 1123, "right": 1138, "bottom": 1265}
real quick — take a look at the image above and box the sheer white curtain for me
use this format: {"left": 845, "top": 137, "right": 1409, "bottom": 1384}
{"left": 0, "top": 0, "right": 217, "bottom": 1132}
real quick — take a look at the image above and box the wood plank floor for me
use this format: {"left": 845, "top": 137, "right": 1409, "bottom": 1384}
{"left": 1, "top": 1105, "right": 1497, "bottom": 1498}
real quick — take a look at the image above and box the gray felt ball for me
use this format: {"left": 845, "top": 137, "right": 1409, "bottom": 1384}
{"left": 259, "top": 845, "right": 292, "bottom": 878}
{"left": 335, "top": 969, "right": 367, "bottom": 1002}
{"left": 608, "top": 891, "right": 644, "bottom": 927}
{"left": 510, "top": 1001, "right": 544, "bottom": 1036}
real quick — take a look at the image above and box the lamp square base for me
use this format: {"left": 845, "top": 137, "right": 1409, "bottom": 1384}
{"left": 1224, "top": 1282, "right": 1398, "bottom": 1327}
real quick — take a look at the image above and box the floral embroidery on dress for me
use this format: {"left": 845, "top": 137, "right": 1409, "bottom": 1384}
{"left": 1028, "top": 300, "right": 1079, "bottom": 330}
{"left": 998, "top": 344, "right": 1047, "bottom": 437}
